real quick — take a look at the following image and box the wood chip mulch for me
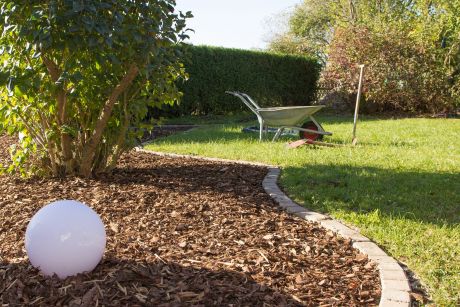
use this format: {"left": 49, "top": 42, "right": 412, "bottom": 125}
{"left": 0, "top": 135, "right": 381, "bottom": 306}
{"left": 141, "top": 125, "right": 197, "bottom": 143}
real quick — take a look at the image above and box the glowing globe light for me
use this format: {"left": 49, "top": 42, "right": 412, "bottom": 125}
{"left": 25, "top": 200, "right": 106, "bottom": 279}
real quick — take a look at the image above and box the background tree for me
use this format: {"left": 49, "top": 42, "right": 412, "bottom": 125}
{"left": 268, "top": 0, "right": 360, "bottom": 63}
{"left": 269, "top": 0, "right": 460, "bottom": 113}
{"left": 0, "top": 0, "right": 191, "bottom": 177}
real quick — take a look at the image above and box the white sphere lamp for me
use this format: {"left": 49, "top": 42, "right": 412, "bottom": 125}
{"left": 25, "top": 200, "right": 106, "bottom": 279}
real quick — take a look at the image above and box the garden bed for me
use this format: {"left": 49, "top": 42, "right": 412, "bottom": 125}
{"left": 140, "top": 125, "right": 198, "bottom": 143}
{"left": 0, "top": 135, "right": 381, "bottom": 306}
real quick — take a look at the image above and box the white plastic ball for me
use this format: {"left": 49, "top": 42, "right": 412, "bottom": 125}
{"left": 25, "top": 200, "right": 106, "bottom": 279}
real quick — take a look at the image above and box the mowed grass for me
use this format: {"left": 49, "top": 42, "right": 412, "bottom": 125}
{"left": 146, "top": 114, "right": 460, "bottom": 305}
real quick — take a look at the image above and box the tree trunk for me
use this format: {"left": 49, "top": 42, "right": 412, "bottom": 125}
{"left": 57, "top": 90, "right": 73, "bottom": 174}
{"left": 349, "top": 0, "right": 357, "bottom": 23}
{"left": 79, "top": 64, "right": 139, "bottom": 177}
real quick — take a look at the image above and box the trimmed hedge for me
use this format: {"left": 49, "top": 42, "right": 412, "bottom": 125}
{"left": 169, "top": 46, "right": 320, "bottom": 115}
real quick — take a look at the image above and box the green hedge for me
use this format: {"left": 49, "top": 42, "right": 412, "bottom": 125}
{"left": 168, "top": 46, "right": 320, "bottom": 115}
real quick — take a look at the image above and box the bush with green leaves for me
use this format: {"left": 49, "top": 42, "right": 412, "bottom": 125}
{"left": 165, "top": 45, "right": 320, "bottom": 116}
{"left": 324, "top": 26, "right": 453, "bottom": 113}
{"left": 0, "top": 1, "right": 191, "bottom": 177}
{"left": 270, "top": 0, "right": 460, "bottom": 113}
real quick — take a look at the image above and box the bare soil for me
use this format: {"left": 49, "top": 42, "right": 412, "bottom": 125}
{"left": 0, "top": 135, "right": 381, "bottom": 306}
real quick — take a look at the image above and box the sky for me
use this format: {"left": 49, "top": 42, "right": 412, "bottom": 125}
{"left": 174, "top": 0, "right": 303, "bottom": 50}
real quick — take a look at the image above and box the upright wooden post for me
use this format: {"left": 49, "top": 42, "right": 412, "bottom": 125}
{"left": 352, "top": 65, "right": 365, "bottom": 146}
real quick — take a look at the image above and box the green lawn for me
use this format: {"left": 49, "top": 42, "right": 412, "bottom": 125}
{"left": 146, "top": 114, "right": 460, "bottom": 306}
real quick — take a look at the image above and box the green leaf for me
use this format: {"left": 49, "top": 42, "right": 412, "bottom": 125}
{"left": 73, "top": 1, "right": 84, "bottom": 13}
{"left": 7, "top": 76, "right": 15, "bottom": 96}
{"left": 55, "top": 71, "right": 69, "bottom": 85}
{"left": 60, "top": 124, "right": 78, "bottom": 138}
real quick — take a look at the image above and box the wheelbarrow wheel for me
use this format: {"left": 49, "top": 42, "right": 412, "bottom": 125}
{"left": 299, "top": 121, "right": 324, "bottom": 141}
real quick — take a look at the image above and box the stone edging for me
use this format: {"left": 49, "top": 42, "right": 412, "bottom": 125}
{"left": 135, "top": 148, "right": 412, "bottom": 306}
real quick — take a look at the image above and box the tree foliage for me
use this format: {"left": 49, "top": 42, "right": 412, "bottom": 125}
{"left": 268, "top": 0, "right": 353, "bottom": 63}
{"left": 270, "top": 0, "right": 460, "bottom": 113}
{"left": 0, "top": 1, "right": 191, "bottom": 177}
{"left": 324, "top": 26, "right": 452, "bottom": 113}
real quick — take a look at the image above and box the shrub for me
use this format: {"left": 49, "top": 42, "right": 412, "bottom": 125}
{"left": 323, "top": 26, "right": 455, "bottom": 113}
{"left": 269, "top": 0, "right": 460, "bottom": 114}
{"left": 163, "top": 46, "right": 320, "bottom": 116}
{"left": 0, "top": 1, "right": 190, "bottom": 177}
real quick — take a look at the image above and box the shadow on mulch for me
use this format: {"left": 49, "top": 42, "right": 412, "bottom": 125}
{"left": 1, "top": 258, "right": 304, "bottom": 306}
{"left": 97, "top": 164, "right": 268, "bottom": 201}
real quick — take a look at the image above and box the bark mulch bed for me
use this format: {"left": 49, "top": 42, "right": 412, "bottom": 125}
{"left": 0, "top": 135, "right": 381, "bottom": 306}
{"left": 140, "top": 125, "right": 197, "bottom": 143}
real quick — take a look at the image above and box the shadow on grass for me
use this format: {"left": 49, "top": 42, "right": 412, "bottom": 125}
{"left": 0, "top": 258, "right": 302, "bottom": 306}
{"left": 148, "top": 127, "right": 412, "bottom": 149}
{"left": 105, "top": 154, "right": 459, "bottom": 227}
{"left": 146, "top": 127, "right": 459, "bottom": 226}
{"left": 282, "top": 164, "right": 460, "bottom": 226}
{"left": 149, "top": 114, "right": 417, "bottom": 147}
{"left": 162, "top": 112, "right": 399, "bottom": 126}
{"left": 148, "top": 127, "right": 299, "bottom": 145}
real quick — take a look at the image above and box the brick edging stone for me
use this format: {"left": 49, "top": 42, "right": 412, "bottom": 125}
{"left": 135, "top": 148, "right": 412, "bottom": 306}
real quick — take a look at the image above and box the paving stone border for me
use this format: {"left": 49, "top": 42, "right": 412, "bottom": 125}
{"left": 136, "top": 148, "right": 412, "bottom": 306}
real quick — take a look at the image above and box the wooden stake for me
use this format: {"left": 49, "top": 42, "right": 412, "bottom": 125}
{"left": 352, "top": 65, "right": 365, "bottom": 146}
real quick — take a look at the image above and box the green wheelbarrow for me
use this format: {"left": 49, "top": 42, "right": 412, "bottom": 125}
{"left": 225, "top": 91, "right": 332, "bottom": 142}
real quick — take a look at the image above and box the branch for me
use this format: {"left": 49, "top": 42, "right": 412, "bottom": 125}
{"left": 41, "top": 54, "right": 61, "bottom": 82}
{"left": 41, "top": 54, "right": 68, "bottom": 124}
{"left": 80, "top": 63, "right": 139, "bottom": 176}
{"left": 41, "top": 53, "right": 73, "bottom": 172}
{"left": 91, "top": 64, "right": 139, "bottom": 145}
{"left": 3, "top": 99, "right": 47, "bottom": 149}
{"left": 107, "top": 92, "right": 131, "bottom": 170}
{"left": 24, "top": 52, "right": 34, "bottom": 68}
